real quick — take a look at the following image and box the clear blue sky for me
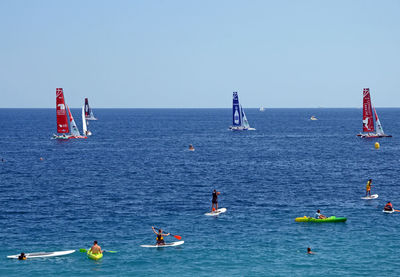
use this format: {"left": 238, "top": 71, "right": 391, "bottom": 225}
{"left": 1, "top": 0, "right": 399, "bottom": 108}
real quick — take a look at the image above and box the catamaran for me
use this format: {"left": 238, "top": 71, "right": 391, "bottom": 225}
{"left": 357, "top": 88, "right": 391, "bottom": 138}
{"left": 229, "top": 91, "right": 255, "bottom": 131}
{"left": 52, "top": 88, "right": 87, "bottom": 140}
{"left": 84, "top": 98, "right": 97, "bottom": 120}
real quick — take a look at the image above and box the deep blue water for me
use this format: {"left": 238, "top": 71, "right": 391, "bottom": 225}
{"left": 1, "top": 108, "right": 400, "bottom": 276}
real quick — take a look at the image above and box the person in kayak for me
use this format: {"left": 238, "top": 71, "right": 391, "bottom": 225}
{"left": 18, "top": 253, "right": 26, "bottom": 260}
{"left": 90, "top": 241, "right": 103, "bottom": 254}
{"left": 315, "top": 210, "right": 327, "bottom": 219}
{"left": 211, "top": 189, "right": 220, "bottom": 212}
{"left": 384, "top": 202, "right": 393, "bottom": 211}
{"left": 152, "top": 226, "right": 170, "bottom": 245}
{"left": 307, "top": 247, "right": 315, "bottom": 254}
{"left": 366, "top": 179, "right": 372, "bottom": 196}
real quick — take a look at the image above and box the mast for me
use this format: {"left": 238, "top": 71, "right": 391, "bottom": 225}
{"left": 232, "top": 92, "right": 242, "bottom": 127}
{"left": 362, "top": 88, "right": 375, "bottom": 133}
{"left": 56, "top": 88, "right": 70, "bottom": 134}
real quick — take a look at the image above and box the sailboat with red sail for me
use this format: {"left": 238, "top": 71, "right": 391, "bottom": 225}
{"left": 357, "top": 88, "right": 391, "bottom": 138}
{"left": 52, "top": 88, "right": 87, "bottom": 139}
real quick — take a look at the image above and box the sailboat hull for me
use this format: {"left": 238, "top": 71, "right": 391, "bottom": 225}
{"left": 357, "top": 133, "right": 392, "bottom": 138}
{"left": 52, "top": 134, "right": 87, "bottom": 140}
{"left": 229, "top": 126, "right": 256, "bottom": 131}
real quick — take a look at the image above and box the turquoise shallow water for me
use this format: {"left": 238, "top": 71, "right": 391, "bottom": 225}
{"left": 0, "top": 108, "right": 399, "bottom": 276}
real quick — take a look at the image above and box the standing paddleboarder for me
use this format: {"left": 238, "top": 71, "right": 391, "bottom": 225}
{"left": 211, "top": 189, "right": 220, "bottom": 212}
{"left": 365, "top": 179, "right": 373, "bottom": 196}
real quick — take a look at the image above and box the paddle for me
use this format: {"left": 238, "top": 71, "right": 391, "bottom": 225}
{"left": 79, "top": 248, "right": 117, "bottom": 253}
{"left": 154, "top": 227, "right": 182, "bottom": 240}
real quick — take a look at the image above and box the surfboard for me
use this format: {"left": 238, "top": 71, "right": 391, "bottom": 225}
{"left": 205, "top": 208, "right": 227, "bottom": 216}
{"left": 361, "top": 194, "right": 379, "bottom": 200}
{"left": 140, "top": 241, "right": 184, "bottom": 248}
{"left": 7, "top": 250, "right": 75, "bottom": 259}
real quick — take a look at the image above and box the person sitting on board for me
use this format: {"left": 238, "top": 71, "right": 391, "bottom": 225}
{"left": 384, "top": 202, "right": 393, "bottom": 211}
{"left": 366, "top": 179, "right": 372, "bottom": 196}
{"left": 189, "top": 144, "right": 195, "bottom": 151}
{"left": 315, "top": 210, "right": 327, "bottom": 219}
{"left": 90, "top": 241, "right": 103, "bottom": 254}
{"left": 211, "top": 189, "right": 220, "bottom": 212}
{"left": 152, "top": 226, "right": 170, "bottom": 245}
{"left": 18, "top": 253, "right": 26, "bottom": 260}
{"left": 307, "top": 247, "right": 315, "bottom": 254}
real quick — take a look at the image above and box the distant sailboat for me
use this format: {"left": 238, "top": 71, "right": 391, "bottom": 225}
{"left": 229, "top": 92, "right": 255, "bottom": 131}
{"left": 82, "top": 106, "right": 92, "bottom": 136}
{"left": 52, "top": 88, "right": 87, "bottom": 140}
{"left": 84, "top": 98, "right": 97, "bottom": 120}
{"left": 259, "top": 107, "right": 265, "bottom": 112}
{"left": 357, "top": 88, "right": 391, "bottom": 138}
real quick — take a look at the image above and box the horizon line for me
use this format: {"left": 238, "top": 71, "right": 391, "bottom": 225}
{"left": 1, "top": 106, "right": 400, "bottom": 109}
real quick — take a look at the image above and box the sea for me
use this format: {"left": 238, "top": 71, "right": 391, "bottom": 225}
{"left": 0, "top": 108, "right": 399, "bottom": 276}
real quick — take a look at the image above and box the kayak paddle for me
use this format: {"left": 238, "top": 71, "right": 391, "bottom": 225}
{"left": 154, "top": 227, "right": 182, "bottom": 240}
{"left": 79, "top": 248, "right": 117, "bottom": 253}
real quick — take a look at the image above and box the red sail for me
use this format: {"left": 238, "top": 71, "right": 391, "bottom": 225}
{"left": 362, "top": 88, "right": 374, "bottom": 132}
{"left": 56, "top": 88, "right": 70, "bottom": 133}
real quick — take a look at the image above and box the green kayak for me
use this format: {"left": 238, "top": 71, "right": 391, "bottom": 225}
{"left": 87, "top": 250, "right": 103, "bottom": 260}
{"left": 295, "top": 216, "right": 347, "bottom": 223}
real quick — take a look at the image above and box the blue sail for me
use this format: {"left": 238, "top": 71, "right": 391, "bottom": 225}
{"left": 232, "top": 92, "right": 242, "bottom": 127}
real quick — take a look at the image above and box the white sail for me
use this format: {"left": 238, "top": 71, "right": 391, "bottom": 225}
{"left": 67, "top": 106, "right": 81, "bottom": 137}
{"left": 241, "top": 105, "right": 250, "bottom": 129}
{"left": 82, "top": 106, "right": 88, "bottom": 135}
{"left": 373, "top": 107, "right": 385, "bottom": 135}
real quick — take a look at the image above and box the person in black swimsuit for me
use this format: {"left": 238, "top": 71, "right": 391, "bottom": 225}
{"left": 152, "top": 226, "right": 170, "bottom": 245}
{"left": 211, "top": 189, "right": 220, "bottom": 212}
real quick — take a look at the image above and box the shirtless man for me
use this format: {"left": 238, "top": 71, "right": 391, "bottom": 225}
{"left": 90, "top": 241, "right": 103, "bottom": 254}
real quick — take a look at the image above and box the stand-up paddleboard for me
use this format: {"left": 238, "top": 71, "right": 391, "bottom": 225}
{"left": 205, "top": 208, "right": 227, "bottom": 216}
{"left": 7, "top": 250, "right": 75, "bottom": 259}
{"left": 361, "top": 194, "right": 379, "bottom": 200}
{"left": 383, "top": 209, "right": 395, "bottom": 214}
{"left": 140, "top": 241, "right": 184, "bottom": 248}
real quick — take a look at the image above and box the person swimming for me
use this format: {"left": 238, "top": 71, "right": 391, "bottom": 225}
{"left": 189, "top": 144, "right": 195, "bottom": 151}
{"left": 315, "top": 210, "right": 327, "bottom": 219}
{"left": 307, "top": 247, "right": 315, "bottom": 254}
{"left": 18, "top": 253, "right": 26, "bottom": 260}
{"left": 384, "top": 202, "right": 393, "bottom": 211}
{"left": 152, "top": 226, "right": 170, "bottom": 245}
{"left": 366, "top": 179, "right": 372, "bottom": 196}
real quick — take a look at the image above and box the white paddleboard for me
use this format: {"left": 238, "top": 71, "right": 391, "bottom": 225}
{"left": 7, "top": 250, "right": 75, "bottom": 259}
{"left": 361, "top": 194, "right": 379, "bottom": 200}
{"left": 383, "top": 209, "right": 395, "bottom": 214}
{"left": 205, "top": 208, "right": 227, "bottom": 216}
{"left": 140, "top": 241, "right": 184, "bottom": 248}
